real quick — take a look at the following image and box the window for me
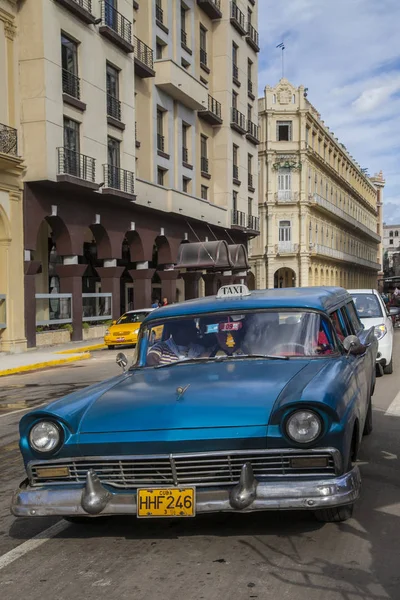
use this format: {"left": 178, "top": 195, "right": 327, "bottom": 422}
{"left": 156, "top": 41, "right": 164, "bottom": 59}
{"left": 107, "top": 136, "right": 120, "bottom": 187}
{"left": 305, "top": 127, "right": 309, "bottom": 146}
{"left": 232, "top": 144, "right": 239, "bottom": 180}
{"left": 182, "top": 123, "right": 189, "bottom": 163}
{"left": 200, "top": 25, "right": 207, "bottom": 67}
{"left": 389, "top": 239, "right": 393, "bottom": 245}
{"left": 182, "top": 176, "right": 190, "bottom": 193}
{"left": 157, "top": 108, "right": 165, "bottom": 152}
{"left": 247, "top": 59, "right": 253, "bottom": 94}
{"left": 396, "top": 231, "right": 399, "bottom": 237}
{"left": 232, "top": 90, "right": 238, "bottom": 109}
{"left": 330, "top": 310, "right": 348, "bottom": 342}
{"left": 278, "top": 168, "right": 291, "bottom": 199}
{"left": 181, "top": 5, "right": 187, "bottom": 46}
{"left": 233, "top": 190, "right": 238, "bottom": 212}
{"left": 63, "top": 117, "right": 80, "bottom": 176}
{"left": 247, "top": 7, "right": 252, "bottom": 24}
{"left": 248, "top": 153, "right": 253, "bottom": 188}
{"left": 278, "top": 220, "right": 291, "bottom": 242}
{"left": 277, "top": 121, "right": 292, "bottom": 141}
{"left": 157, "top": 167, "right": 166, "bottom": 186}
{"left": 106, "top": 63, "right": 120, "bottom": 120}
{"left": 247, "top": 104, "right": 252, "bottom": 123}
{"left": 201, "top": 185, "right": 208, "bottom": 200}
{"left": 156, "top": 0, "right": 163, "bottom": 24}
{"left": 389, "top": 230, "right": 393, "bottom": 237}
{"left": 232, "top": 42, "right": 238, "bottom": 80}
{"left": 344, "top": 302, "right": 362, "bottom": 334}
{"left": 200, "top": 134, "right": 208, "bottom": 173}
{"left": 248, "top": 197, "right": 253, "bottom": 216}
{"left": 61, "top": 35, "right": 79, "bottom": 98}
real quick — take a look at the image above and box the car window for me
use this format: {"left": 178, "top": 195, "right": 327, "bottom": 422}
{"left": 351, "top": 293, "right": 383, "bottom": 318}
{"left": 330, "top": 310, "right": 348, "bottom": 341}
{"left": 117, "top": 312, "right": 149, "bottom": 324}
{"left": 344, "top": 302, "right": 363, "bottom": 333}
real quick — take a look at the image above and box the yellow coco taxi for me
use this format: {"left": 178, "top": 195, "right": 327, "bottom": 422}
{"left": 104, "top": 309, "right": 155, "bottom": 349}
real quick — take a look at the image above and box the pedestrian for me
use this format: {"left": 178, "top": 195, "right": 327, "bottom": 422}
{"left": 160, "top": 297, "right": 168, "bottom": 307}
{"left": 151, "top": 299, "right": 159, "bottom": 309}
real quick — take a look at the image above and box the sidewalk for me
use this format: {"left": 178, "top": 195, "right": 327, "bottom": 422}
{"left": 0, "top": 339, "right": 106, "bottom": 377}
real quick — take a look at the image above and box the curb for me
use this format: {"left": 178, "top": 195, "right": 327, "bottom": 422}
{"left": 0, "top": 353, "right": 91, "bottom": 378}
{"left": 54, "top": 343, "right": 106, "bottom": 355}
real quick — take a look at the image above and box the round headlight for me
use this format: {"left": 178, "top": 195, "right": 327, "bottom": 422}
{"left": 286, "top": 410, "right": 322, "bottom": 444}
{"left": 29, "top": 421, "right": 61, "bottom": 453}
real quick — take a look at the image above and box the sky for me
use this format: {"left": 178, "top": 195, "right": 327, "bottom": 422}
{"left": 257, "top": 0, "right": 400, "bottom": 223}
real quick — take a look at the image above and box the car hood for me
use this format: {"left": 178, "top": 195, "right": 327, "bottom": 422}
{"left": 359, "top": 316, "right": 386, "bottom": 329}
{"left": 78, "top": 359, "right": 315, "bottom": 434}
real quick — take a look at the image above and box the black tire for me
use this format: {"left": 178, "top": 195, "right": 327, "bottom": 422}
{"left": 314, "top": 504, "right": 354, "bottom": 523}
{"left": 64, "top": 516, "right": 110, "bottom": 525}
{"left": 363, "top": 399, "right": 373, "bottom": 436}
{"left": 384, "top": 359, "right": 393, "bottom": 375}
{"left": 107, "top": 345, "right": 115, "bottom": 350}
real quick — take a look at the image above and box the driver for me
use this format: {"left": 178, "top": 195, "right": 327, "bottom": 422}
{"left": 213, "top": 315, "right": 246, "bottom": 357}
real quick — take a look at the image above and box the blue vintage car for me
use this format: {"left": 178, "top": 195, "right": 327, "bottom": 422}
{"left": 12, "top": 286, "right": 377, "bottom": 523}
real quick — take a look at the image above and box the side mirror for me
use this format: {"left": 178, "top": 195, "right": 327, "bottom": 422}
{"left": 116, "top": 352, "right": 128, "bottom": 372}
{"left": 389, "top": 306, "right": 400, "bottom": 316}
{"left": 343, "top": 335, "right": 363, "bottom": 355}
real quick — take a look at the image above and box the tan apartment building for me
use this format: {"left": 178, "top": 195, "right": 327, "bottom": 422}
{"left": 18, "top": 0, "right": 260, "bottom": 348}
{"left": 250, "top": 78, "right": 382, "bottom": 291}
{"left": 0, "top": 0, "right": 26, "bottom": 353}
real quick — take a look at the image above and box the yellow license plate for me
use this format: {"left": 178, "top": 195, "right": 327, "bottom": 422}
{"left": 137, "top": 488, "right": 195, "bottom": 518}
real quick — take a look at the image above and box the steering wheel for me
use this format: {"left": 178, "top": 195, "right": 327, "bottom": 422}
{"left": 273, "top": 342, "right": 306, "bottom": 355}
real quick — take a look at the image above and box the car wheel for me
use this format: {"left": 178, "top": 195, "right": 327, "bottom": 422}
{"left": 64, "top": 516, "right": 110, "bottom": 525}
{"left": 107, "top": 345, "right": 115, "bottom": 350}
{"left": 384, "top": 359, "right": 393, "bottom": 375}
{"left": 314, "top": 504, "right": 354, "bottom": 523}
{"left": 363, "top": 398, "right": 373, "bottom": 436}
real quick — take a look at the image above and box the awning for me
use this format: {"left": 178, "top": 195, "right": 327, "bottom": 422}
{"left": 176, "top": 241, "right": 233, "bottom": 270}
{"left": 228, "top": 244, "right": 249, "bottom": 270}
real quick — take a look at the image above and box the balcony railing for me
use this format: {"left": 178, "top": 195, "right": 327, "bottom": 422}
{"left": 231, "top": 107, "right": 247, "bottom": 133}
{"left": 200, "top": 48, "right": 208, "bottom": 67}
{"left": 312, "top": 244, "right": 381, "bottom": 270}
{"left": 134, "top": 36, "right": 154, "bottom": 76}
{"left": 0, "top": 123, "right": 18, "bottom": 156}
{"left": 182, "top": 146, "right": 189, "bottom": 163}
{"left": 232, "top": 63, "right": 239, "bottom": 81}
{"left": 35, "top": 293, "right": 72, "bottom": 326}
{"left": 248, "top": 173, "right": 254, "bottom": 189}
{"left": 197, "top": 0, "right": 222, "bottom": 20}
{"left": 232, "top": 209, "right": 246, "bottom": 228}
{"left": 156, "top": 2, "right": 163, "bottom": 23}
{"left": 311, "top": 193, "right": 381, "bottom": 242}
{"left": 201, "top": 156, "right": 209, "bottom": 174}
{"left": 54, "top": 0, "right": 96, "bottom": 24}
{"left": 248, "top": 215, "right": 259, "bottom": 231}
{"left": 57, "top": 147, "right": 96, "bottom": 182}
{"left": 277, "top": 242, "right": 298, "bottom": 254}
{"left": 247, "top": 120, "right": 260, "bottom": 143}
{"left": 198, "top": 94, "right": 222, "bottom": 125}
{"left": 275, "top": 191, "right": 299, "bottom": 203}
{"left": 62, "top": 69, "right": 81, "bottom": 99}
{"left": 107, "top": 94, "right": 122, "bottom": 121}
{"left": 233, "top": 164, "right": 239, "bottom": 180}
{"left": 83, "top": 293, "right": 112, "bottom": 322}
{"left": 230, "top": 1, "right": 246, "bottom": 34}
{"left": 104, "top": 164, "right": 135, "bottom": 195}
{"left": 100, "top": 1, "right": 133, "bottom": 51}
{"left": 246, "top": 22, "right": 260, "bottom": 52}
{"left": 157, "top": 134, "right": 165, "bottom": 152}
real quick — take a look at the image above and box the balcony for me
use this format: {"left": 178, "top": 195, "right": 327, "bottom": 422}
{"left": 277, "top": 242, "right": 298, "bottom": 255}
{"left": 107, "top": 94, "right": 124, "bottom": 130}
{"left": 201, "top": 156, "right": 210, "bottom": 179}
{"left": 198, "top": 94, "right": 222, "bottom": 126}
{"left": 155, "top": 59, "right": 208, "bottom": 110}
{"left": 233, "top": 164, "right": 240, "bottom": 184}
{"left": 246, "top": 23, "right": 260, "bottom": 52}
{"left": 232, "top": 209, "right": 246, "bottom": 228}
{"left": 311, "top": 193, "right": 381, "bottom": 243}
{"left": 197, "top": 0, "right": 222, "bottom": 19}
{"left": 57, "top": 147, "right": 98, "bottom": 190}
{"left": 246, "top": 120, "right": 260, "bottom": 144}
{"left": 62, "top": 69, "right": 86, "bottom": 111}
{"left": 99, "top": 1, "right": 133, "bottom": 53}
{"left": 102, "top": 164, "right": 135, "bottom": 200}
{"left": 311, "top": 244, "right": 381, "bottom": 270}
{"left": 248, "top": 173, "right": 255, "bottom": 191}
{"left": 232, "top": 63, "right": 240, "bottom": 86}
{"left": 0, "top": 123, "right": 18, "bottom": 157}
{"left": 275, "top": 191, "right": 299, "bottom": 204}
{"left": 134, "top": 36, "right": 155, "bottom": 78}
{"left": 230, "top": 2, "right": 246, "bottom": 35}
{"left": 231, "top": 107, "right": 247, "bottom": 134}
{"left": 54, "top": 0, "right": 96, "bottom": 24}
{"left": 248, "top": 215, "right": 259, "bottom": 232}
{"left": 248, "top": 79, "right": 255, "bottom": 100}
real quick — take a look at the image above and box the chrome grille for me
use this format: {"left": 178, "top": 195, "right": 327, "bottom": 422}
{"left": 29, "top": 450, "right": 338, "bottom": 489}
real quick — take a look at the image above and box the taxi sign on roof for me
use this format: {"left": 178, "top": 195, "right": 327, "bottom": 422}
{"left": 216, "top": 284, "right": 251, "bottom": 299}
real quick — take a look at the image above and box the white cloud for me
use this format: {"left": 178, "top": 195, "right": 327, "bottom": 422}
{"left": 258, "top": 0, "right": 400, "bottom": 219}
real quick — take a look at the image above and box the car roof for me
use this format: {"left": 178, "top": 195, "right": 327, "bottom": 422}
{"left": 144, "top": 286, "right": 352, "bottom": 322}
{"left": 348, "top": 289, "right": 377, "bottom": 295}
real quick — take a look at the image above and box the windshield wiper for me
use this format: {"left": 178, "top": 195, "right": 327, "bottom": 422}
{"left": 219, "top": 353, "right": 290, "bottom": 361}
{"left": 154, "top": 354, "right": 289, "bottom": 368}
{"left": 155, "top": 356, "right": 220, "bottom": 369}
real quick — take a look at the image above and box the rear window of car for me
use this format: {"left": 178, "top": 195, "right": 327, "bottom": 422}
{"left": 117, "top": 312, "right": 149, "bottom": 324}
{"left": 351, "top": 294, "right": 383, "bottom": 319}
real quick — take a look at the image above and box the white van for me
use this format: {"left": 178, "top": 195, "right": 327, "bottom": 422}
{"left": 349, "top": 289, "right": 394, "bottom": 375}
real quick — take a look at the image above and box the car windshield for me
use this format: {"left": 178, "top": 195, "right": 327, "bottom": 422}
{"left": 351, "top": 294, "right": 382, "bottom": 319}
{"left": 139, "top": 310, "right": 337, "bottom": 367}
{"left": 116, "top": 312, "right": 149, "bottom": 325}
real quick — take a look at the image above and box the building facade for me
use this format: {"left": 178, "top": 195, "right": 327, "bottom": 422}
{"left": 0, "top": 0, "right": 26, "bottom": 353}
{"left": 18, "top": 0, "right": 260, "bottom": 348}
{"left": 383, "top": 223, "right": 400, "bottom": 277}
{"left": 250, "top": 79, "right": 382, "bottom": 291}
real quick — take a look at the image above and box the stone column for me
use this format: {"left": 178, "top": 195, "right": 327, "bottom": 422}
{"left": 56, "top": 260, "right": 86, "bottom": 342}
{"left": 97, "top": 261, "right": 125, "bottom": 320}
{"left": 181, "top": 272, "right": 202, "bottom": 300}
{"left": 128, "top": 262, "right": 155, "bottom": 308}
{"left": 158, "top": 269, "right": 180, "bottom": 304}
{"left": 202, "top": 273, "right": 219, "bottom": 296}
{"left": 24, "top": 259, "right": 42, "bottom": 349}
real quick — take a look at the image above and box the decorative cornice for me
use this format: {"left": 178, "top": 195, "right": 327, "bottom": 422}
{"left": 4, "top": 19, "right": 16, "bottom": 40}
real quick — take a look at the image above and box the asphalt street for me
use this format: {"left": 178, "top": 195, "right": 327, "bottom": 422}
{"left": 1, "top": 341, "right": 400, "bottom": 599}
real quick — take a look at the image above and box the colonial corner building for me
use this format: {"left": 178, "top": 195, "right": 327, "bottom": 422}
{"left": 4, "top": 0, "right": 260, "bottom": 351}
{"left": 250, "top": 79, "right": 384, "bottom": 291}
{"left": 0, "top": 0, "right": 26, "bottom": 353}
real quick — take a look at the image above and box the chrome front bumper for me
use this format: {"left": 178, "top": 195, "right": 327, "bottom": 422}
{"left": 11, "top": 463, "right": 361, "bottom": 517}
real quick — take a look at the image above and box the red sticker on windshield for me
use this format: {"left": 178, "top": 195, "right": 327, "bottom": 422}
{"left": 219, "top": 322, "right": 242, "bottom": 331}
